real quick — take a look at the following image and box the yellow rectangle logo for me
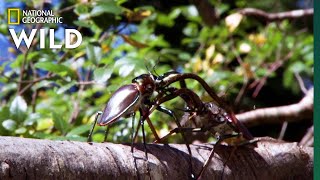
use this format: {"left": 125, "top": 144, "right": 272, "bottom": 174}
{"left": 8, "top": 8, "right": 20, "bottom": 25}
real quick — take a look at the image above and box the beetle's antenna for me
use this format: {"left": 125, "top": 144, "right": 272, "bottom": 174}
{"left": 152, "top": 57, "right": 161, "bottom": 77}
{"left": 144, "top": 59, "right": 153, "bottom": 75}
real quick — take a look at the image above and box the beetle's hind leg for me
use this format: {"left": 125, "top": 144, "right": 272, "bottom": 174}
{"left": 87, "top": 111, "right": 103, "bottom": 142}
{"left": 156, "top": 106, "right": 196, "bottom": 179}
{"left": 196, "top": 133, "right": 242, "bottom": 180}
{"left": 130, "top": 112, "right": 136, "bottom": 153}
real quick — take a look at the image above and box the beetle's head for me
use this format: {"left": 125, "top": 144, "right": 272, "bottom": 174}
{"left": 132, "top": 74, "right": 156, "bottom": 96}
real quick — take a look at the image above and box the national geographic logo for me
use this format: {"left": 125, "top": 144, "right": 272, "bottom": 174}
{"left": 7, "top": 8, "right": 63, "bottom": 25}
{"left": 7, "top": 8, "right": 20, "bottom": 25}
{"left": 7, "top": 8, "right": 82, "bottom": 49}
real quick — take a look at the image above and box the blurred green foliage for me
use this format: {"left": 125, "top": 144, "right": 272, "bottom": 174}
{"left": 0, "top": 0, "right": 313, "bottom": 143}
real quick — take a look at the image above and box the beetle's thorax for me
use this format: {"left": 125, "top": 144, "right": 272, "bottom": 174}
{"left": 132, "top": 74, "right": 156, "bottom": 97}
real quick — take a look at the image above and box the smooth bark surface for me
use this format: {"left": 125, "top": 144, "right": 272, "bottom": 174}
{"left": 0, "top": 136, "right": 313, "bottom": 180}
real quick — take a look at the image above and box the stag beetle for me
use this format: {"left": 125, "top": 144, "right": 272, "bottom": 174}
{"left": 88, "top": 71, "right": 253, "bottom": 179}
{"left": 88, "top": 74, "right": 157, "bottom": 142}
{"left": 87, "top": 71, "right": 197, "bottom": 178}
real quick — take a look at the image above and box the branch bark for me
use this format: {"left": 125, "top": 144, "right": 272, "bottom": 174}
{"left": 239, "top": 8, "right": 313, "bottom": 22}
{"left": 236, "top": 88, "right": 313, "bottom": 127}
{"left": 0, "top": 136, "right": 313, "bottom": 179}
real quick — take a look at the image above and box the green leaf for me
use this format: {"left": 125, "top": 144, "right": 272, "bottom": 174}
{"left": 10, "top": 96, "right": 27, "bottom": 122}
{"left": 2, "top": 119, "right": 17, "bottom": 131}
{"left": 52, "top": 112, "right": 70, "bottom": 135}
{"left": 283, "top": 69, "right": 293, "bottom": 88}
{"left": 74, "top": 4, "right": 89, "bottom": 15}
{"left": 90, "top": 0, "right": 122, "bottom": 16}
{"left": 24, "top": 113, "right": 41, "bottom": 126}
{"left": 66, "top": 124, "right": 91, "bottom": 136}
{"left": 86, "top": 43, "right": 102, "bottom": 65}
{"left": 15, "top": 127, "right": 27, "bottom": 134}
{"left": 34, "top": 61, "right": 75, "bottom": 78}
{"left": 56, "top": 81, "right": 77, "bottom": 94}
{"left": 93, "top": 67, "right": 113, "bottom": 83}
{"left": 10, "top": 54, "right": 24, "bottom": 68}
{"left": 0, "top": 107, "right": 10, "bottom": 121}
{"left": 33, "top": 132, "right": 59, "bottom": 139}
{"left": 73, "top": 20, "right": 91, "bottom": 28}
{"left": 289, "top": 62, "right": 306, "bottom": 73}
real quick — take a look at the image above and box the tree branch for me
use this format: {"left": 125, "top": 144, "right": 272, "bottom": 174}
{"left": 0, "top": 137, "right": 312, "bottom": 179}
{"left": 237, "top": 88, "right": 313, "bottom": 127}
{"left": 239, "top": 8, "right": 313, "bottom": 22}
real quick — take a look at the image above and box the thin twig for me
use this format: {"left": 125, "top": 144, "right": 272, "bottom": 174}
{"left": 299, "top": 125, "right": 313, "bottom": 147}
{"left": 278, "top": 121, "right": 288, "bottom": 140}
{"left": 294, "top": 72, "right": 308, "bottom": 94}
{"left": 57, "top": 4, "right": 77, "bottom": 14}
{"left": 230, "top": 39, "right": 249, "bottom": 105}
{"left": 17, "top": 46, "right": 29, "bottom": 94}
{"left": 18, "top": 74, "right": 55, "bottom": 95}
{"left": 250, "top": 52, "right": 293, "bottom": 97}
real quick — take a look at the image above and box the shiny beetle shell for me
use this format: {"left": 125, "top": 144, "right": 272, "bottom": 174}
{"left": 132, "top": 74, "right": 156, "bottom": 96}
{"left": 98, "top": 84, "right": 140, "bottom": 126}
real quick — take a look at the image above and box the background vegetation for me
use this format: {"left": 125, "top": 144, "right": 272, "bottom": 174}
{"left": 0, "top": 0, "right": 313, "bottom": 144}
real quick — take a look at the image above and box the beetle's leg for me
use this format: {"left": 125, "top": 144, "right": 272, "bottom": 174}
{"left": 133, "top": 120, "right": 140, "bottom": 143}
{"left": 133, "top": 116, "right": 161, "bottom": 144}
{"left": 146, "top": 117, "right": 161, "bottom": 142}
{"left": 131, "top": 112, "right": 136, "bottom": 153}
{"left": 156, "top": 106, "right": 195, "bottom": 179}
{"left": 87, "top": 111, "right": 103, "bottom": 142}
{"left": 139, "top": 109, "right": 149, "bottom": 160}
{"left": 103, "top": 126, "right": 110, "bottom": 142}
{"left": 196, "top": 133, "right": 241, "bottom": 180}
{"left": 154, "top": 127, "right": 206, "bottom": 143}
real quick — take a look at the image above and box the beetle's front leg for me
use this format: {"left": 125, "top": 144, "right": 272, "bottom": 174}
{"left": 139, "top": 108, "right": 149, "bottom": 160}
{"left": 130, "top": 112, "right": 136, "bottom": 153}
{"left": 87, "top": 111, "right": 103, "bottom": 142}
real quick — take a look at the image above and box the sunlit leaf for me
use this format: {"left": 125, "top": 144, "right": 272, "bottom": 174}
{"left": 86, "top": 43, "right": 102, "bottom": 65}
{"left": 35, "top": 61, "right": 75, "bottom": 78}
{"left": 24, "top": 113, "right": 40, "bottom": 126}
{"left": 213, "top": 53, "right": 224, "bottom": 64}
{"left": 2, "top": 119, "right": 17, "bottom": 131}
{"left": 57, "top": 82, "right": 77, "bottom": 95}
{"left": 90, "top": 0, "right": 122, "bottom": 16}
{"left": 36, "top": 118, "right": 53, "bottom": 131}
{"left": 205, "top": 45, "right": 215, "bottom": 61}
{"left": 10, "top": 96, "right": 27, "bottom": 122}
{"left": 239, "top": 43, "right": 251, "bottom": 53}
{"left": 225, "top": 13, "right": 243, "bottom": 32}
{"left": 94, "top": 67, "right": 113, "bottom": 83}
{"left": 15, "top": 127, "right": 27, "bottom": 134}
